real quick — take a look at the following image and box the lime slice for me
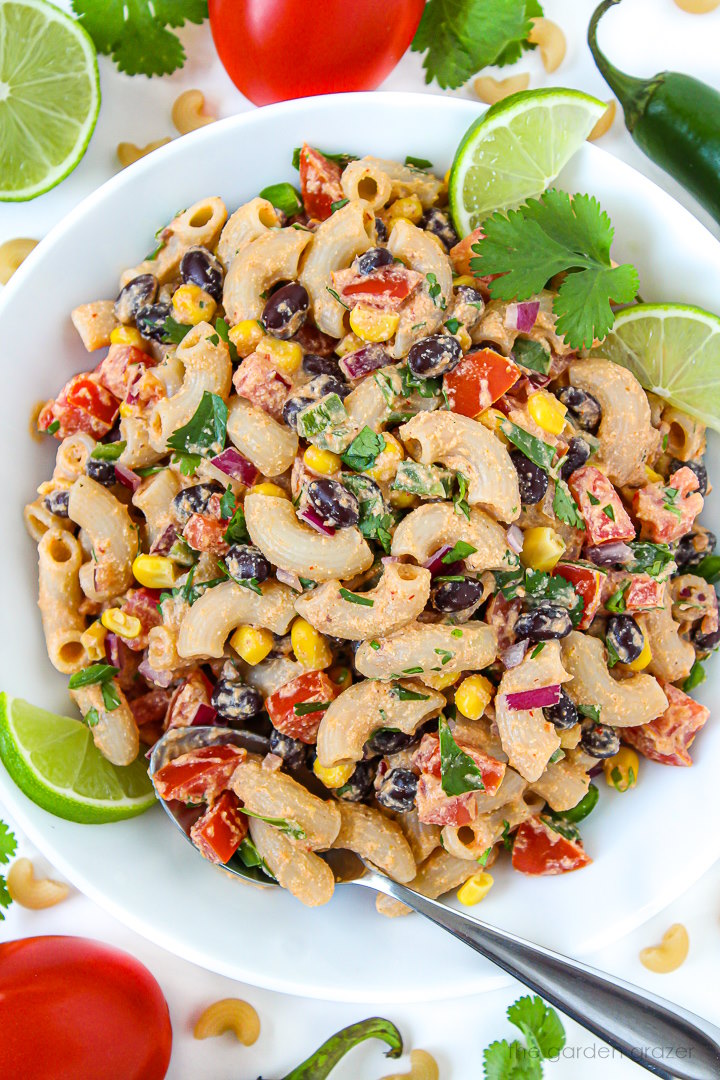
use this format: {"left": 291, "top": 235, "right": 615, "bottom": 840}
{"left": 0, "top": 694, "right": 156, "bottom": 823}
{"left": 594, "top": 303, "right": 720, "bottom": 433}
{"left": 449, "top": 88, "right": 607, "bottom": 236}
{"left": 0, "top": 0, "right": 100, "bottom": 202}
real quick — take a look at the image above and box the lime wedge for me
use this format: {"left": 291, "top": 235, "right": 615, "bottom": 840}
{"left": 449, "top": 88, "right": 607, "bottom": 236}
{"left": 594, "top": 304, "right": 720, "bottom": 433}
{"left": 0, "top": 0, "right": 100, "bottom": 202}
{"left": 0, "top": 694, "right": 156, "bottom": 823}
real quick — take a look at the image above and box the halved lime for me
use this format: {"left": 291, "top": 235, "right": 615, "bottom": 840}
{"left": 0, "top": 0, "right": 100, "bottom": 202}
{"left": 594, "top": 304, "right": 720, "bottom": 433}
{"left": 0, "top": 694, "right": 156, "bottom": 823}
{"left": 449, "top": 88, "right": 607, "bottom": 236}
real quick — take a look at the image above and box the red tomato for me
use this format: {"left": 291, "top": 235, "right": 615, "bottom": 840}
{"left": 190, "top": 790, "right": 249, "bottom": 864}
{"left": 412, "top": 733, "right": 506, "bottom": 796}
{"left": 568, "top": 466, "right": 635, "bottom": 546}
{"left": 443, "top": 348, "right": 522, "bottom": 418}
{"left": 64, "top": 374, "right": 119, "bottom": 427}
{"left": 266, "top": 670, "right": 338, "bottom": 743}
{"left": 0, "top": 936, "right": 171, "bottom": 1080}
{"left": 553, "top": 563, "right": 603, "bottom": 630}
{"left": 512, "top": 816, "right": 591, "bottom": 876}
{"left": 415, "top": 773, "right": 477, "bottom": 827}
{"left": 633, "top": 466, "right": 703, "bottom": 544}
{"left": 623, "top": 682, "right": 709, "bottom": 766}
{"left": 339, "top": 266, "right": 422, "bottom": 309}
{"left": 152, "top": 744, "right": 245, "bottom": 802}
{"left": 208, "top": 0, "right": 425, "bottom": 106}
{"left": 95, "top": 344, "right": 150, "bottom": 398}
{"left": 183, "top": 513, "right": 229, "bottom": 555}
{"left": 298, "top": 145, "right": 344, "bottom": 221}
{"left": 623, "top": 575, "right": 665, "bottom": 612}
{"left": 120, "top": 588, "right": 163, "bottom": 651}
{"left": 232, "top": 351, "right": 290, "bottom": 421}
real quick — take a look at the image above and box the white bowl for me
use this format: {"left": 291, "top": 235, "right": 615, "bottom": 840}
{"left": 1, "top": 92, "right": 718, "bottom": 1003}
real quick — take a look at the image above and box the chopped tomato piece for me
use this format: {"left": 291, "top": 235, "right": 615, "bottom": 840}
{"left": 335, "top": 266, "right": 423, "bottom": 311}
{"left": 153, "top": 744, "right": 245, "bottom": 803}
{"left": 95, "top": 344, "right": 151, "bottom": 398}
{"left": 412, "top": 732, "right": 505, "bottom": 796}
{"left": 449, "top": 226, "right": 485, "bottom": 276}
{"left": 266, "top": 670, "right": 338, "bottom": 743}
{"left": 623, "top": 682, "right": 709, "bottom": 766}
{"left": 623, "top": 575, "right": 665, "bottom": 612}
{"left": 633, "top": 466, "right": 703, "bottom": 544}
{"left": 416, "top": 773, "right": 478, "bottom": 826}
{"left": 166, "top": 670, "right": 213, "bottom": 730}
{"left": 190, "top": 790, "right": 249, "bottom": 864}
{"left": 183, "top": 514, "right": 230, "bottom": 555}
{"left": 298, "top": 144, "right": 344, "bottom": 221}
{"left": 233, "top": 351, "right": 290, "bottom": 421}
{"left": 120, "top": 587, "right": 163, "bottom": 651}
{"left": 568, "top": 466, "right": 635, "bottom": 545}
{"left": 512, "top": 816, "right": 591, "bottom": 875}
{"left": 443, "top": 348, "right": 522, "bottom": 417}
{"left": 553, "top": 563, "right": 603, "bottom": 630}
{"left": 41, "top": 373, "right": 120, "bottom": 439}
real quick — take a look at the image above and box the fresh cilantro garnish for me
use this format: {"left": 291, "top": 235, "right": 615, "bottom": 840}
{"left": 85, "top": 706, "right": 100, "bottom": 728}
{"left": 134, "top": 464, "right": 165, "bottom": 477}
{"left": 369, "top": 640, "right": 380, "bottom": 650}
{"left": 167, "top": 391, "right": 227, "bottom": 459}
{"left": 331, "top": 198, "right": 350, "bottom": 213}
{"left": 605, "top": 581, "right": 629, "bottom": 614}
{"left": 398, "top": 363, "right": 442, "bottom": 400}
{"left": 434, "top": 648, "right": 454, "bottom": 665}
{"left": 160, "top": 315, "right": 193, "bottom": 344}
{"left": 46, "top": 419, "right": 60, "bottom": 435}
{"left": 512, "top": 337, "right": 551, "bottom": 375}
{"left": 240, "top": 809, "right": 306, "bottom": 840}
{"left": 483, "top": 992, "right": 565, "bottom": 1079}
{"left": 477, "top": 847, "right": 491, "bottom": 866}
{"left": 426, "top": 272, "right": 446, "bottom": 309}
{"left": 259, "top": 181, "right": 303, "bottom": 217}
{"left": 444, "top": 317, "right": 461, "bottom": 334}
{"left": 101, "top": 680, "right": 122, "bottom": 711}
{"left": 405, "top": 155, "right": 433, "bottom": 169}
{"left": 577, "top": 703, "right": 601, "bottom": 723}
{"left": 392, "top": 684, "right": 430, "bottom": 701}
{"left": 602, "top": 503, "right": 615, "bottom": 521}
{"left": 91, "top": 441, "right": 127, "bottom": 462}
{"left": 661, "top": 484, "right": 683, "bottom": 519}
{"left": 693, "top": 554, "right": 720, "bottom": 584}
{"left": 172, "top": 452, "right": 202, "bottom": 476}
{"left": 553, "top": 480, "right": 584, "bottom": 530}
{"left": 684, "top": 660, "right": 707, "bottom": 693}
{"left": 501, "top": 420, "right": 555, "bottom": 472}
{"left": 219, "top": 486, "right": 236, "bottom": 520}
{"left": 326, "top": 286, "right": 351, "bottom": 310}
{"left": 402, "top": 666, "right": 424, "bottom": 675}
{"left": 339, "top": 588, "right": 374, "bottom": 606}
{"left": 443, "top": 540, "right": 477, "bottom": 563}
{"left": 236, "top": 837, "right": 272, "bottom": 875}
{"left": 0, "top": 819, "right": 17, "bottom": 921}
{"left": 71, "top": 0, "right": 208, "bottom": 77}
{"left": 293, "top": 701, "right": 332, "bottom": 716}
{"left": 214, "top": 316, "right": 239, "bottom": 362}
{"left": 587, "top": 492, "right": 600, "bottom": 506}
{"left": 291, "top": 146, "right": 356, "bottom": 169}
{"left": 548, "top": 784, "right": 599, "bottom": 825}
{"left": 341, "top": 426, "right": 386, "bottom": 472}
{"left": 439, "top": 715, "right": 485, "bottom": 796}
{"left": 497, "top": 566, "right": 583, "bottom": 624}
{"left": 68, "top": 664, "right": 119, "bottom": 689}
{"left": 626, "top": 541, "right": 675, "bottom": 580}
{"left": 470, "top": 189, "right": 639, "bottom": 349}
{"left": 530, "top": 642, "right": 545, "bottom": 658}
{"left": 411, "top": 0, "right": 541, "bottom": 89}
{"left": 340, "top": 472, "right": 395, "bottom": 552}
{"left": 451, "top": 628, "right": 464, "bottom": 638}
{"left": 224, "top": 506, "right": 250, "bottom": 545}
{"left": 453, "top": 470, "right": 471, "bottom": 520}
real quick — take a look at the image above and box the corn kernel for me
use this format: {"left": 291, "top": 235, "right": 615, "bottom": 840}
{"left": 527, "top": 390, "right": 567, "bottom": 435}
{"left": 387, "top": 216, "right": 415, "bottom": 235}
{"left": 477, "top": 407, "right": 510, "bottom": 442}
{"left": 304, "top": 445, "right": 342, "bottom": 475}
{"left": 387, "top": 195, "right": 423, "bottom": 225}
{"left": 119, "top": 401, "right": 134, "bottom": 419}
{"left": 101, "top": 607, "right": 142, "bottom": 639}
{"left": 521, "top": 527, "right": 566, "bottom": 572}
{"left": 329, "top": 664, "right": 352, "bottom": 690}
{"left": 388, "top": 489, "right": 419, "bottom": 509}
{"left": 249, "top": 482, "right": 289, "bottom": 499}
{"left": 645, "top": 464, "right": 664, "bottom": 483}
{"left": 559, "top": 723, "right": 581, "bottom": 749}
{"left": 423, "top": 670, "right": 461, "bottom": 691}
{"left": 291, "top": 617, "right": 333, "bottom": 669}
{"left": 456, "top": 325, "right": 472, "bottom": 352}
{"left": 313, "top": 759, "right": 355, "bottom": 789}
{"left": 132, "top": 554, "right": 178, "bottom": 589}
{"left": 627, "top": 635, "right": 652, "bottom": 671}
{"left": 365, "top": 432, "right": 404, "bottom": 482}
{"left": 457, "top": 871, "right": 494, "bottom": 906}
{"left": 110, "top": 325, "right": 146, "bottom": 349}
{"left": 335, "top": 332, "right": 365, "bottom": 357}
{"left": 230, "top": 625, "right": 274, "bottom": 665}
{"left": 455, "top": 674, "right": 494, "bottom": 720}
{"left": 349, "top": 304, "right": 399, "bottom": 343}
{"left": 229, "top": 319, "right": 266, "bottom": 358}
{"left": 257, "top": 336, "right": 303, "bottom": 375}
{"left": 603, "top": 747, "right": 639, "bottom": 792}
{"left": 452, "top": 275, "right": 477, "bottom": 288}
{"left": 80, "top": 620, "right": 108, "bottom": 662}
{"left": 172, "top": 283, "right": 217, "bottom": 325}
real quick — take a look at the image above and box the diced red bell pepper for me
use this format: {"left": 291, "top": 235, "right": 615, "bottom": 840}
{"left": 232, "top": 351, "right": 290, "bottom": 422}
{"left": 95, "top": 344, "right": 151, "bottom": 399}
{"left": 443, "top": 348, "right": 522, "bottom": 417}
{"left": 166, "top": 670, "right": 213, "bottom": 730}
{"left": 337, "top": 266, "right": 423, "bottom": 311}
{"left": 415, "top": 773, "right": 478, "bottom": 827}
{"left": 622, "top": 682, "right": 709, "bottom": 766}
{"left": 633, "top": 467, "right": 703, "bottom": 544}
{"left": 266, "top": 670, "right": 338, "bottom": 743}
{"left": 553, "top": 563, "right": 603, "bottom": 630}
{"left": 190, "top": 790, "right": 249, "bottom": 864}
{"left": 183, "top": 514, "right": 230, "bottom": 555}
{"left": 568, "top": 466, "right": 635, "bottom": 545}
{"left": 412, "top": 733, "right": 505, "bottom": 796}
{"left": 298, "top": 144, "right": 344, "bottom": 221}
{"left": 623, "top": 575, "right": 665, "bottom": 612}
{"left": 512, "top": 816, "right": 591, "bottom": 875}
{"left": 120, "top": 587, "right": 163, "bottom": 651}
{"left": 153, "top": 744, "right": 246, "bottom": 803}
{"left": 41, "top": 373, "right": 120, "bottom": 439}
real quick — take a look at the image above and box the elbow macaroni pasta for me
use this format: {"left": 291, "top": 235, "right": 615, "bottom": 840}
{"left": 294, "top": 563, "right": 431, "bottom": 640}
{"left": 300, "top": 199, "right": 375, "bottom": 336}
{"left": 68, "top": 476, "right": 139, "bottom": 602}
{"left": 193, "top": 999, "right": 260, "bottom": 1044}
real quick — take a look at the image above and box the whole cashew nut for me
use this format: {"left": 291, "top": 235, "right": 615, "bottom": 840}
{"left": 588, "top": 100, "right": 616, "bottom": 141}
{"left": 529, "top": 17, "right": 566, "bottom": 73}
{"left": 639, "top": 924, "right": 689, "bottom": 973}
{"left": 674, "top": 0, "right": 720, "bottom": 11}
{"left": 193, "top": 998, "right": 261, "bottom": 1044}
{"left": 380, "top": 1049, "right": 440, "bottom": 1080}
{"left": 473, "top": 73, "right": 530, "bottom": 105}
{"left": 0, "top": 237, "right": 38, "bottom": 284}
{"left": 172, "top": 89, "right": 217, "bottom": 135}
{"left": 117, "top": 138, "right": 171, "bottom": 168}
{"left": 6, "top": 857, "right": 70, "bottom": 909}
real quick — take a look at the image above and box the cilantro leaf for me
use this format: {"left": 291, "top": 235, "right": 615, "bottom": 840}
{"left": 223, "top": 505, "right": 250, "bottom": 545}
{"left": 626, "top": 541, "right": 675, "bottom": 580}
{"left": 578, "top": 703, "right": 601, "bottom": 723}
{"left": 341, "top": 426, "right": 386, "bottom": 472}
{"left": 692, "top": 554, "right": 720, "bottom": 584}
{"left": 0, "top": 876, "right": 12, "bottom": 920}
{"left": 512, "top": 337, "right": 551, "bottom": 375}
{"left": 171, "top": 452, "right": 202, "bottom": 476}
{"left": 507, "top": 995, "right": 566, "bottom": 1059}
{"left": 470, "top": 190, "right": 639, "bottom": 349}
{"left": 501, "top": 420, "right": 555, "bottom": 472}
{"left": 443, "top": 540, "right": 477, "bottom": 563}
{"left": 553, "top": 480, "right": 585, "bottom": 530}
{"left": 71, "top": 0, "right": 207, "bottom": 78}
{"left": 483, "top": 1038, "right": 541, "bottom": 1080}
{"left": 0, "top": 820, "right": 17, "bottom": 866}
{"left": 240, "top": 809, "right": 306, "bottom": 840}
{"left": 91, "top": 441, "right": 127, "bottom": 462}
{"left": 339, "top": 588, "right": 374, "bottom": 607}
{"left": 259, "top": 182, "right": 304, "bottom": 217}
{"left": 68, "top": 664, "right": 119, "bottom": 689}
{"left": 684, "top": 659, "right": 707, "bottom": 693}
{"left": 167, "top": 391, "right": 227, "bottom": 458}
{"left": 392, "top": 684, "right": 430, "bottom": 702}
{"left": 439, "top": 715, "right": 485, "bottom": 796}
{"left": 547, "top": 783, "right": 599, "bottom": 825}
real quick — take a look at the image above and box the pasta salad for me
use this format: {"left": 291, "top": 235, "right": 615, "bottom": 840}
{"left": 27, "top": 143, "right": 716, "bottom": 910}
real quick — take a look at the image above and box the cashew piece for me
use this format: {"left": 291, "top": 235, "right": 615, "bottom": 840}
{"left": 117, "top": 138, "right": 171, "bottom": 168}
{"left": 639, "top": 924, "right": 689, "bottom": 973}
{"left": 588, "top": 100, "right": 616, "bottom": 141}
{"left": 172, "top": 89, "right": 217, "bottom": 135}
{"left": 529, "top": 17, "right": 566, "bottom": 72}
{"left": 0, "top": 237, "right": 38, "bottom": 284}
{"left": 473, "top": 73, "right": 530, "bottom": 105}
{"left": 6, "top": 858, "right": 70, "bottom": 909}
{"left": 674, "top": 0, "right": 719, "bottom": 11}
{"left": 381, "top": 1050, "right": 440, "bottom": 1080}
{"left": 193, "top": 998, "right": 260, "bottom": 1044}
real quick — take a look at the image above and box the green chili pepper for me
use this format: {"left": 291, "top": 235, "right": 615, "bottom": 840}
{"left": 588, "top": 0, "right": 720, "bottom": 224}
{"left": 266, "top": 1017, "right": 403, "bottom": 1080}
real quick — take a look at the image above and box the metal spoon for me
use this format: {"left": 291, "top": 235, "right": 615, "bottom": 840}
{"left": 151, "top": 727, "right": 720, "bottom": 1079}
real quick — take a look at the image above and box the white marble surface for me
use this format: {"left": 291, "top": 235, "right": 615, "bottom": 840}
{"left": 2, "top": 1, "right": 720, "bottom": 1076}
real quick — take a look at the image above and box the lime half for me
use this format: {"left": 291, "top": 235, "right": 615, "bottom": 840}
{"left": 0, "top": 0, "right": 100, "bottom": 201}
{"left": 594, "top": 304, "right": 720, "bottom": 433}
{"left": 0, "top": 694, "right": 156, "bottom": 823}
{"left": 449, "top": 88, "right": 607, "bottom": 236}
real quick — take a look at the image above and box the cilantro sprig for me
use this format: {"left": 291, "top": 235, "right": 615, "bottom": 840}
{"left": 71, "top": 0, "right": 208, "bottom": 78}
{"left": 470, "top": 189, "right": 639, "bottom": 349}
{"left": 167, "top": 391, "right": 227, "bottom": 468}
{"left": 483, "top": 994, "right": 565, "bottom": 1079}
{"left": 0, "top": 819, "right": 18, "bottom": 921}
{"left": 439, "top": 715, "right": 486, "bottom": 796}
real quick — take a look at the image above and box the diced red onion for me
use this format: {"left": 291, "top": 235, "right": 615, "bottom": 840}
{"left": 506, "top": 525, "right": 524, "bottom": 555}
{"left": 381, "top": 555, "right": 400, "bottom": 566}
{"left": 276, "top": 567, "right": 302, "bottom": 591}
{"left": 589, "top": 761, "right": 604, "bottom": 778}
{"left": 114, "top": 463, "right": 142, "bottom": 492}
{"left": 191, "top": 702, "right": 218, "bottom": 727}
{"left": 506, "top": 684, "right": 561, "bottom": 711}
{"left": 339, "top": 344, "right": 388, "bottom": 380}
{"left": 298, "top": 505, "right": 336, "bottom": 536}
{"left": 210, "top": 447, "right": 259, "bottom": 486}
{"left": 150, "top": 524, "right": 178, "bottom": 556}
{"left": 125, "top": 365, "right": 145, "bottom": 405}
{"left": 586, "top": 542, "right": 633, "bottom": 567}
{"left": 500, "top": 638, "right": 530, "bottom": 669}
{"left": 424, "top": 544, "right": 462, "bottom": 577}
{"left": 504, "top": 301, "right": 539, "bottom": 332}
{"left": 262, "top": 752, "right": 284, "bottom": 772}
{"left": 104, "top": 632, "right": 121, "bottom": 668}
{"left": 138, "top": 658, "right": 174, "bottom": 688}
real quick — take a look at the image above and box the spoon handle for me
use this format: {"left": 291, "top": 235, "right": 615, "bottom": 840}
{"left": 361, "top": 874, "right": 720, "bottom": 1080}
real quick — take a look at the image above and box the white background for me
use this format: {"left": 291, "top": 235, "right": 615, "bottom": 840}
{"left": 2, "top": 1, "right": 720, "bottom": 1077}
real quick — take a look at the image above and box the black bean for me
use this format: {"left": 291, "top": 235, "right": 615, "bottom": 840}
{"left": 336, "top": 760, "right": 377, "bottom": 802}
{"left": 431, "top": 577, "right": 485, "bottom": 613}
{"left": 180, "top": 246, "right": 224, "bottom": 301}
{"left": 580, "top": 721, "right": 620, "bottom": 758}
{"left": 422, "top": 208, "right": 459, "bottom": 251}
{"left": 283, "top": 395, "right": 313, "bottom": 431}
{"left": 306, "top": 373, "right": 350, "bottom": 400}
{"left": 356, "top": 246, "right": 393, "bottom": 275}
{"left": 694, "top": 625, "right": 720, "bottom": 652}
{"left": 675, "top": 528, "right": 716, "bottom": 570}
{"left": 224, "top": 544, "right": 270, "bottom": 583}
{"left": 375, "top": 768, "right": 418, "bottom": 812}
{"left": 514, "top": 604, "right": 573, "bottom": 641}
{"left": 115, "top": 274, "right": 158, "bottom": 324}
{"left": 669, "top": 458, "right": 707, "bottom": 497}
{"left": 85, "top": 458, "right": 116, "bottom": 486}
{"left": 302, "top": 353, "right": 342, "bottom": 378}
{"left": 606, "top": 614, "right": 644, "bottom": 664}
{"left": 269, "top": 727, "right": 307, "bottom": 769}
{"left": 211, "top": 680, "right": 263, "bottom": 722}
{"left": 510, "top": 449, "right": 548, "bottom": 505}
{"left": 306, "top": 479, "right": 359, "bottom": 528}
{"left": 407, "top": 334, "right": 462, "bottom": 378}
{"left": 135, "top": 302, "right": 172, "bottom": 342}
{"left": 556, "top": 387, "right": 602, "bottom": 434}
{"left": 374, "top": 217, "right": 388, "bottom": 243}
{"left": 455, "top": 284, "right": 485, "bottom": 308}
{"left": 560, "top": 436, "right": 591, "bottom": 481}
{"left": 367, "top": 729, "right": 417, "bottom": 755}
{"left": 543, "top": 687, "right": 578, "bottom": 730}
{"left": 171, "top": 481, "right": 224, "bottom": 524}
{"left": 43, "top": 489, "right": 70, "bottom": 517}
{"left": 261, "top": 281, "right": 309, "bottom": 339}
